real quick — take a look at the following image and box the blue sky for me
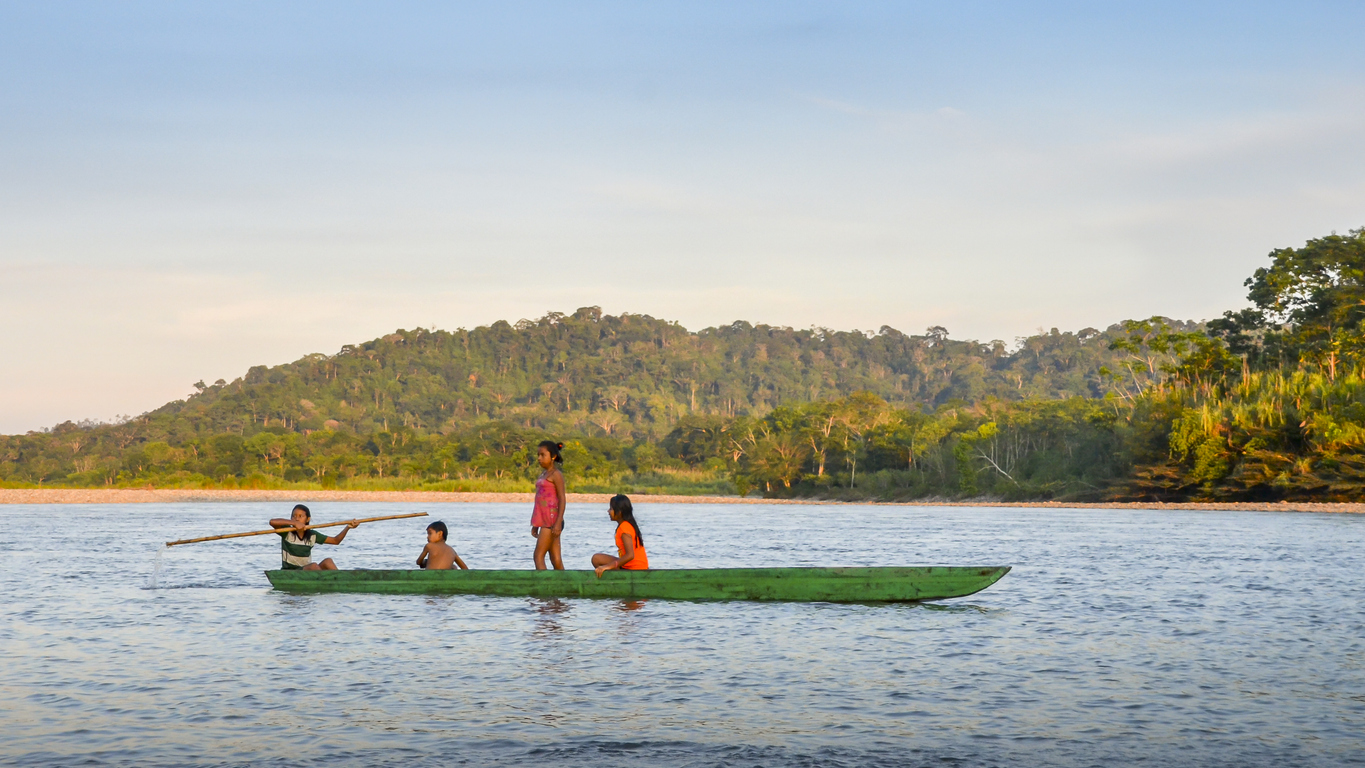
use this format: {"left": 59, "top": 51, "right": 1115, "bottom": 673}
{"left": 4, "top": 2, "right": 1365, "bottom": 432}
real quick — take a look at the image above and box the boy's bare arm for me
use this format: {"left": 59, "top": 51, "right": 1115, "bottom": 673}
{"left": 454, "top": 552, "right": 468, "bottom": 570}
{"left": 417, "top": 544, "right": 430, "bottom": 568}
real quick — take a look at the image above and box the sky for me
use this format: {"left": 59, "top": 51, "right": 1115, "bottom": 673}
{"left": 3, "top": 1, "right": 1365, "bottom": 433}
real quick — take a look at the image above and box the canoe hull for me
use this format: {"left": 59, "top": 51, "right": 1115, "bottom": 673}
{"left": 264, "top": 566, "right": 1010, "bottom": 602}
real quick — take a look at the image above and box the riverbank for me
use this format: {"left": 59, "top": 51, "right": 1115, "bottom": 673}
{"left": 0, "top": 488, "right": 806, "bottom": 505}
{"left": 2, "top": 487, "right": 1363, "bottom": 512}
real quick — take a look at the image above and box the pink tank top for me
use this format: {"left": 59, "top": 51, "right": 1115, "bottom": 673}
{"left": 531, "top": 475, "right": 560, "bottom": 527}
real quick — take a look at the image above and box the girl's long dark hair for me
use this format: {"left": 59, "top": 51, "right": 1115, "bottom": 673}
{"left": 538, "top": 440, "right": 564, "bottom": 465}
{"left": 609, "top": 494, "right": 642, "bottom": 547}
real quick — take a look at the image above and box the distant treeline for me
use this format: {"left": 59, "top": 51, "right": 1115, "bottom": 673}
{"left": 6, "top": 227, "right": 1365, "bottom": 501}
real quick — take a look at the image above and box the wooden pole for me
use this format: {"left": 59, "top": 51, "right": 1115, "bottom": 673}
{"left": 164, "top": 512, "right": 429, "bottom": 547}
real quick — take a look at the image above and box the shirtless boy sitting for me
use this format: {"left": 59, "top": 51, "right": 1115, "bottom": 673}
{"left": 417, "top": 521, "right": 468, "bottom": 570}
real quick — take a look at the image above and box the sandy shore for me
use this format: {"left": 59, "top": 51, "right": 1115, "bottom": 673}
{"left": 0, "top": 488, "right": 807, "bottom": 505}
{"left": 0, "top": 488, "right": 1362, "bottom": 512}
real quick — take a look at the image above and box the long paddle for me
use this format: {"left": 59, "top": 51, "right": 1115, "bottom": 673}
{"left": 164, "top": 512, "right": 429, "bottom": 547}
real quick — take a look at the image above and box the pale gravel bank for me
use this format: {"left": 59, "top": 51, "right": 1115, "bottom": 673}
{"left": 0, "top": 488, "right": 814, "bottom": 505}
{"left": 0, "top": 488, "right": 1362, "bottom": 513}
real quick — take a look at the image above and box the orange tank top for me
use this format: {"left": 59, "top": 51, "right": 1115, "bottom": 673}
{"left": 614, "top": 521, "right": 649, "bottom": 570}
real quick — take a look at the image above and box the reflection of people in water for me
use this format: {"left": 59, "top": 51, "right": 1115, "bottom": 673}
{"left": 529, "top": 598, "right": 570, "bottom": 643}
{"left": 592, "top": 494, "right": 649, "bottom": 577}
{"left": 534, "top": 597, "right": 570, "bottom": 618}
{"left": 531, "top": 440, "right": 567, "bottom": 571}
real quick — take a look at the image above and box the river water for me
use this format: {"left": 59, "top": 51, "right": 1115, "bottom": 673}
{"left": 2, "top": 502, "right": 1362, "bottom": 767}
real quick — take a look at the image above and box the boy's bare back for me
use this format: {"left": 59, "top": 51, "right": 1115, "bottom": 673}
{"left": 419, "top": 541, "right": 459, "bottom": 570}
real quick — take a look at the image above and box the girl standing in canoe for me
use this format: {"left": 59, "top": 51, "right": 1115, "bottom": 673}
{"left": 531, "top": 440, "right": 567, "bottom": 570}
{"left": 593, "top": 494, "right": 648, "bottom": 577}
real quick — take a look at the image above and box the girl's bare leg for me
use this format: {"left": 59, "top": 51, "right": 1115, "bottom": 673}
{"left": 319, "top": 558, "right": 338, "bottom": 570}
{"left": 533, "top": 528, "right": 553, "bottom": 570}
{"left": 591, "top": 553, "right": 618, "bottom": 568}
{"left": 301, "top": 562, "right": 322, "bottom": 571}
{"left": 548, "top": 530, "right": 564, "bottom": 570}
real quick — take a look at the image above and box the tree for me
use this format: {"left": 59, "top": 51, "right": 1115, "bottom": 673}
{"left": 1242, "top": 227, "right": 1365, "bottom": 378}
{"left": 747, "top": 432, "right": 810, "bottom": 490}
{"left": 244, "top": 433, "right": 291, "bottom": 475}
{"left": 589, "top": 410, "right": 623, "bottom": 436}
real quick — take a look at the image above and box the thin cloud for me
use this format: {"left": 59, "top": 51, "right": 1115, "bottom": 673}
{"left": 793, "top": 91, "right": 968, "bottom": 132}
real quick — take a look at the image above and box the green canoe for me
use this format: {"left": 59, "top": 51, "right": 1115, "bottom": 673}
{"left": 264, "top": 565, "right": 1010, "bottom": 602}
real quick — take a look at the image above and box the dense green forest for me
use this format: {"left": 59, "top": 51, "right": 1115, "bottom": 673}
{"left": 6, "top": 227, "right": 1365, "bottom": 501}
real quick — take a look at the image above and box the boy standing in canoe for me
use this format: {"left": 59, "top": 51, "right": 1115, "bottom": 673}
{"left": 417, "top": 521, "right": 468, "bottom": 570}
{"left": 269, "top": 504, "right": 358, "bottom": 570}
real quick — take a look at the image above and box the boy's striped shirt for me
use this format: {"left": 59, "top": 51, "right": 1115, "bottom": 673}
{"left": 279, "top": 529, "right": 328, "bottom": 569}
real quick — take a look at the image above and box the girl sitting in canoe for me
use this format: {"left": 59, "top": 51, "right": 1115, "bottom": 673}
{"left": 593, "top": 494, "right": 649, "bottom": 577}
{"left": 269, "top": 504, "right": 358, "bottom": 570}
{"left": 531, "top": 440, "right": 567, "bottom": 571}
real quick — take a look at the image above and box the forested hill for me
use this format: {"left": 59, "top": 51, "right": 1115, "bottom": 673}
{"left": 142, "top": 307, "right": 1186, "bottom": 444}
{"left": 8, "top": 227, "right": 1365, "bottom": 501}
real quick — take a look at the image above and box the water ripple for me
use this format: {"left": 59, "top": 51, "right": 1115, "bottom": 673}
{"left": 1, "top": 502, "right": 1363, "bottom": 767}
